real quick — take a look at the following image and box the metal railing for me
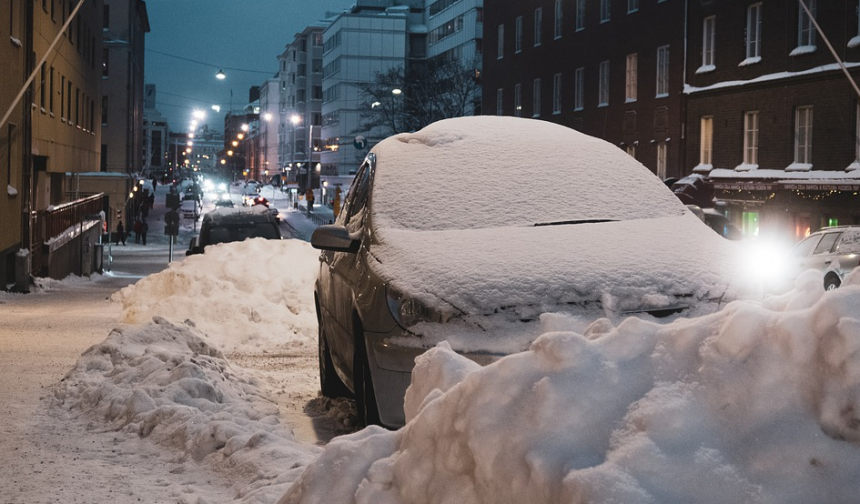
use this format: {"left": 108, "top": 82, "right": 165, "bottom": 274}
{"left": 30, "top": 193, "right": 105, "bottom": 275}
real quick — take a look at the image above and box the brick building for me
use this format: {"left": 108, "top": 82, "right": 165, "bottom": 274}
{"left": 483, "top": 0, "right": 860, "bottom": 242}
{"left": 483, "top": 0, "right": 688, "bottom": 181}
{"left": 686, "top": 0, "right": 860, "bottom": 242}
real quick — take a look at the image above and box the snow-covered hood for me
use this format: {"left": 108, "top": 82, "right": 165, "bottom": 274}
{"left": 372, "top": 213, "right": 743, "bottom": 319}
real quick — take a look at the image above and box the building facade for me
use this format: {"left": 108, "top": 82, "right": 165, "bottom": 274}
{"left": 143, "top": 84, "right": 170, "bottom": 179}
{"left": 483, "top": 0, "right": 687, "bottom": 181}
{"left": 101, "top": 0, "right": 149, "bottom": 174}
{"left": 279, "top": 24, "right": 327, "bottom": 191}
{"left": 319, "top": 4, "right": 411, "bottom": 182}
{"left": 686, "top": 0, "right": 860, "bottom": 242}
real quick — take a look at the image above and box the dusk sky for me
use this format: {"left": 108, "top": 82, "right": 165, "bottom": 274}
{"left": 144, "top": 0, "right": 354, "bottom": 133}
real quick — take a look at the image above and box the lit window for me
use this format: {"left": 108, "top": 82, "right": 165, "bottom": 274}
{"left": 743, "top": 111, "right": 759, "bottom": 166}
{"left": 794, "top": 105, "right": 813, "bottom": 165}
{"left": 625, "top": 53, "right": 637, "bottom": 102}
{"left": 700, "top": 116, "right": 713, "bottom": 165}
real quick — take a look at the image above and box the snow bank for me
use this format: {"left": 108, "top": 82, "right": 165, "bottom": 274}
{"left": 52, "top": 316, "right": 321, "bottom": 503}
{"left": 112, "top": 239, "right": 320, "bottom": 353}
{"left": 281, "top": 268, "right": 860, "bottom": 504}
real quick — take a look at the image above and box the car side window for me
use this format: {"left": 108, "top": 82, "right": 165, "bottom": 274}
{"left": 813, "top": 232, "right": 841, "bottom": 255}
{"left": 836, "top": 231, "right": 860, "bottom": 253}
{"left": 792, "top": 235, "right": 821, "bottom": 257}
{"left": 341, "top": 159, "right": 373, "bottom": 231}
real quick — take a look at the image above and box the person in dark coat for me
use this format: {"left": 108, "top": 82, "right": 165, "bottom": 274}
{"left": 141, "top": 220, "right": 149, "bottom": 246}
{"left": 133, "top": 219, "right": 142, "bottom": 243}
{"left": 115, "top": 221, "right": 126, "bottom": 245}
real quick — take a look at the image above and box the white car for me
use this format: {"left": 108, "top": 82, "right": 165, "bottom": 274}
{"left": 179, "top": 199, "right": 199, "bottom": 220}
{"left": 311, "top": 116, "right": 755, "bottom": 427}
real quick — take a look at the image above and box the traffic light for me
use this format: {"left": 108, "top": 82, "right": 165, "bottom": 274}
{"left": 116, "top": 208, "right": 123, "bottom": 221}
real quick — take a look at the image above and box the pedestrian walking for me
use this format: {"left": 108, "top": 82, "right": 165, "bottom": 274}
{"left": 115, "top": 221, "right": 126, "bottom": 245}
{"left": 141, "top": 220, "right": 149, "bottom": 246}
{"left": 133, "top": 219, "right": 142, "bottom": 244}
{"left": 306, "top": 188, "right": 315, "bottom": 215}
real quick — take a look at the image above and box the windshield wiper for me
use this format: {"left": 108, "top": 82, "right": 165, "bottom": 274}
{"left": 534, "top": 219, "right": 616, "bottom": 227}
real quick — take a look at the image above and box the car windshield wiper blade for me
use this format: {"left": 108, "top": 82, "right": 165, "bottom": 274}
{"left": 533, "top": 219, "right": 616, "bottom": 227}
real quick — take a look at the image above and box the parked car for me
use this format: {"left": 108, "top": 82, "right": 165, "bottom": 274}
{"left": 179, "top": 199, "right": 199, "bottom": 220}
{"left": 268, "top": 207, "right": 281, "bottom": 222}
{"left": 788, "top": 226, "right": 860, "bottom": 290}
{"left": 214, "top": 198, "right": 234, "bottom": 208}
{"left": 310, "top": 116, "right": 752, "bottom": 428}
{"left": 186, "top": 207, "right": 282, "bottom": 255}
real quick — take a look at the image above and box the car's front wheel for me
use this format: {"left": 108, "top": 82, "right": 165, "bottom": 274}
{"left": 353, "top": 321, "right": 381, "bottom": 427}
{"left": 824, "top": 276, "right": 841, "bottom": 291}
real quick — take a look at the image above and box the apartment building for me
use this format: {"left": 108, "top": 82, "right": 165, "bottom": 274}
{"left": 483, "top": 0, "right": 687, "bottom": 181}
{"left": 686, "top": 0, "right": 860, "bottom": 241}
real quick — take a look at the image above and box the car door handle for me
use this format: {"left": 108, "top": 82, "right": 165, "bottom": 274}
{"left": 824, "top": 260, "right": 832, "bottom": 265}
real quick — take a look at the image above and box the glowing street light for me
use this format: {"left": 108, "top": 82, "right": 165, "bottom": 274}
{"left": 216, "top": 69, "right": 226, "bottom": 80}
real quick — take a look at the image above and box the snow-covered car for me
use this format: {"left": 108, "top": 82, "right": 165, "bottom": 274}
{"left": 186, "top": 207, "right": 282, "bottom": 255}
{"left": 788, "top": 226, "right": 860, "bottom": 290}
{"left": 311, "top": 116, "right": 753, "bottom": 428}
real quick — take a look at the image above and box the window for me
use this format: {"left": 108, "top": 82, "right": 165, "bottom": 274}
{"left": 6, "top": 124, "right": 16, "bottom": 186}
{"left": 49, "top": 66, "right": 54, "bottom": 113}
{"left": 497, "top": 24, "right": 504, "bottom": 59}
{"left": 627, "top": 144, "right": 636, "bottom": 158}
{"left": 598, "top": 60, "right": 610, "bottom": 106}
{"left": 515, "top": 16, "right": 523, "bottom": 53}
{"left": 533, "top": 78, "right": 541, "bottom": 117}
{"left": 9, "top": 1, "right": 20, "bottom": 40}
{"left": 656, "top": 142, "right": 667, "bottom": 179}
{"left": 60, "top": 75, "right": 65, "bottom": 120}
{"left": 102, "top": 48, "right": 109, "bottom": 77}
{"left": 103, "top": 5, "right": 110, "bottom": 30}
{"left": 534, "top": 8, "right": 542, "bottom": 47}
{"left": 746, "top": 3, "right": 762, "bottom": 60}
{"left": 496, "top": 88, "right": 503, "bottom": 116}
{"left": 553, "top": 73, "right": 562, "bottom": 114}
{"left": 554, "top": 0, "right": 563, "bottom": 39}
{"left": 794, "top": 105, "right": 813, "bottom": 165}
{"left": 101, "top": 95, "right": 108, "bottom": 126}
{"left": 702, "top": 16, "right": 716, "bottom": 69}
{"left": 625, "top": 53, "right": 637, "bottom": 102}
{"left": 600, "top": 0, "right": 611, "bottom": 23}
{"left": 576, "top": 0, "right": 585, "bottom": 31}
{"left": 700, "top": 116, "right": 713, "bottom": 165}
{"left": 797, "top": 0, "right": 816, "bottom": 48}
{"left": 514, "top": 83, "right": 522, "bottom": 117}
{"left": 656, "top": 45, "right": 670, "bottom": 97}
{"left": 856, "top": 102, "right": 860, "bottom": 162}
{"left": 743, "top": 111, "right": 759, "bottom": 166}
{"left": 39, "top": 64, "right": 46, "bottom": 110}
{"left": 574, "top": 67, "right": 584, "bottom": 110}
{"left": 628, "top": 0, "right": 638, "bottom": 13}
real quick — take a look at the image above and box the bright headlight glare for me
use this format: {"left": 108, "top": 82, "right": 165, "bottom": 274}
{"left": 218, "top": 183, "right": 227, "bottom": 191}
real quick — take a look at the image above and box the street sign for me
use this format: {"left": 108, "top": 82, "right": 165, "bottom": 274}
{"left": 354, "top": 135, "right": 367, "bottom": 150}
{"left": 164, "top": 210, "right": 179, "bottom": 236}
{"left": 164, "top": 224, "right": 179, "bottom": 236}
{"left": 166, "top": 193, "right": 181, "bottom": 210}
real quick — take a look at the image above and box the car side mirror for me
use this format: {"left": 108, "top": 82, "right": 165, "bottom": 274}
{"left": 311, "top": 225, "right": 360, "bottom": 253}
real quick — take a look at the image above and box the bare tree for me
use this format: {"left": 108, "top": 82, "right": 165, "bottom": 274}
{"left": 353, "top": 58, "right": 480, "bottom": 139}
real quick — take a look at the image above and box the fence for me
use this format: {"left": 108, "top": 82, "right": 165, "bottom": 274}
{"left": 30, "top": 193, "right": 105, "bottom": 275}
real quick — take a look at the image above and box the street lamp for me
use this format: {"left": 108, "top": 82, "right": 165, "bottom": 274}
{"left": 216, "top": 69, "right": 226, "bottom": 80}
